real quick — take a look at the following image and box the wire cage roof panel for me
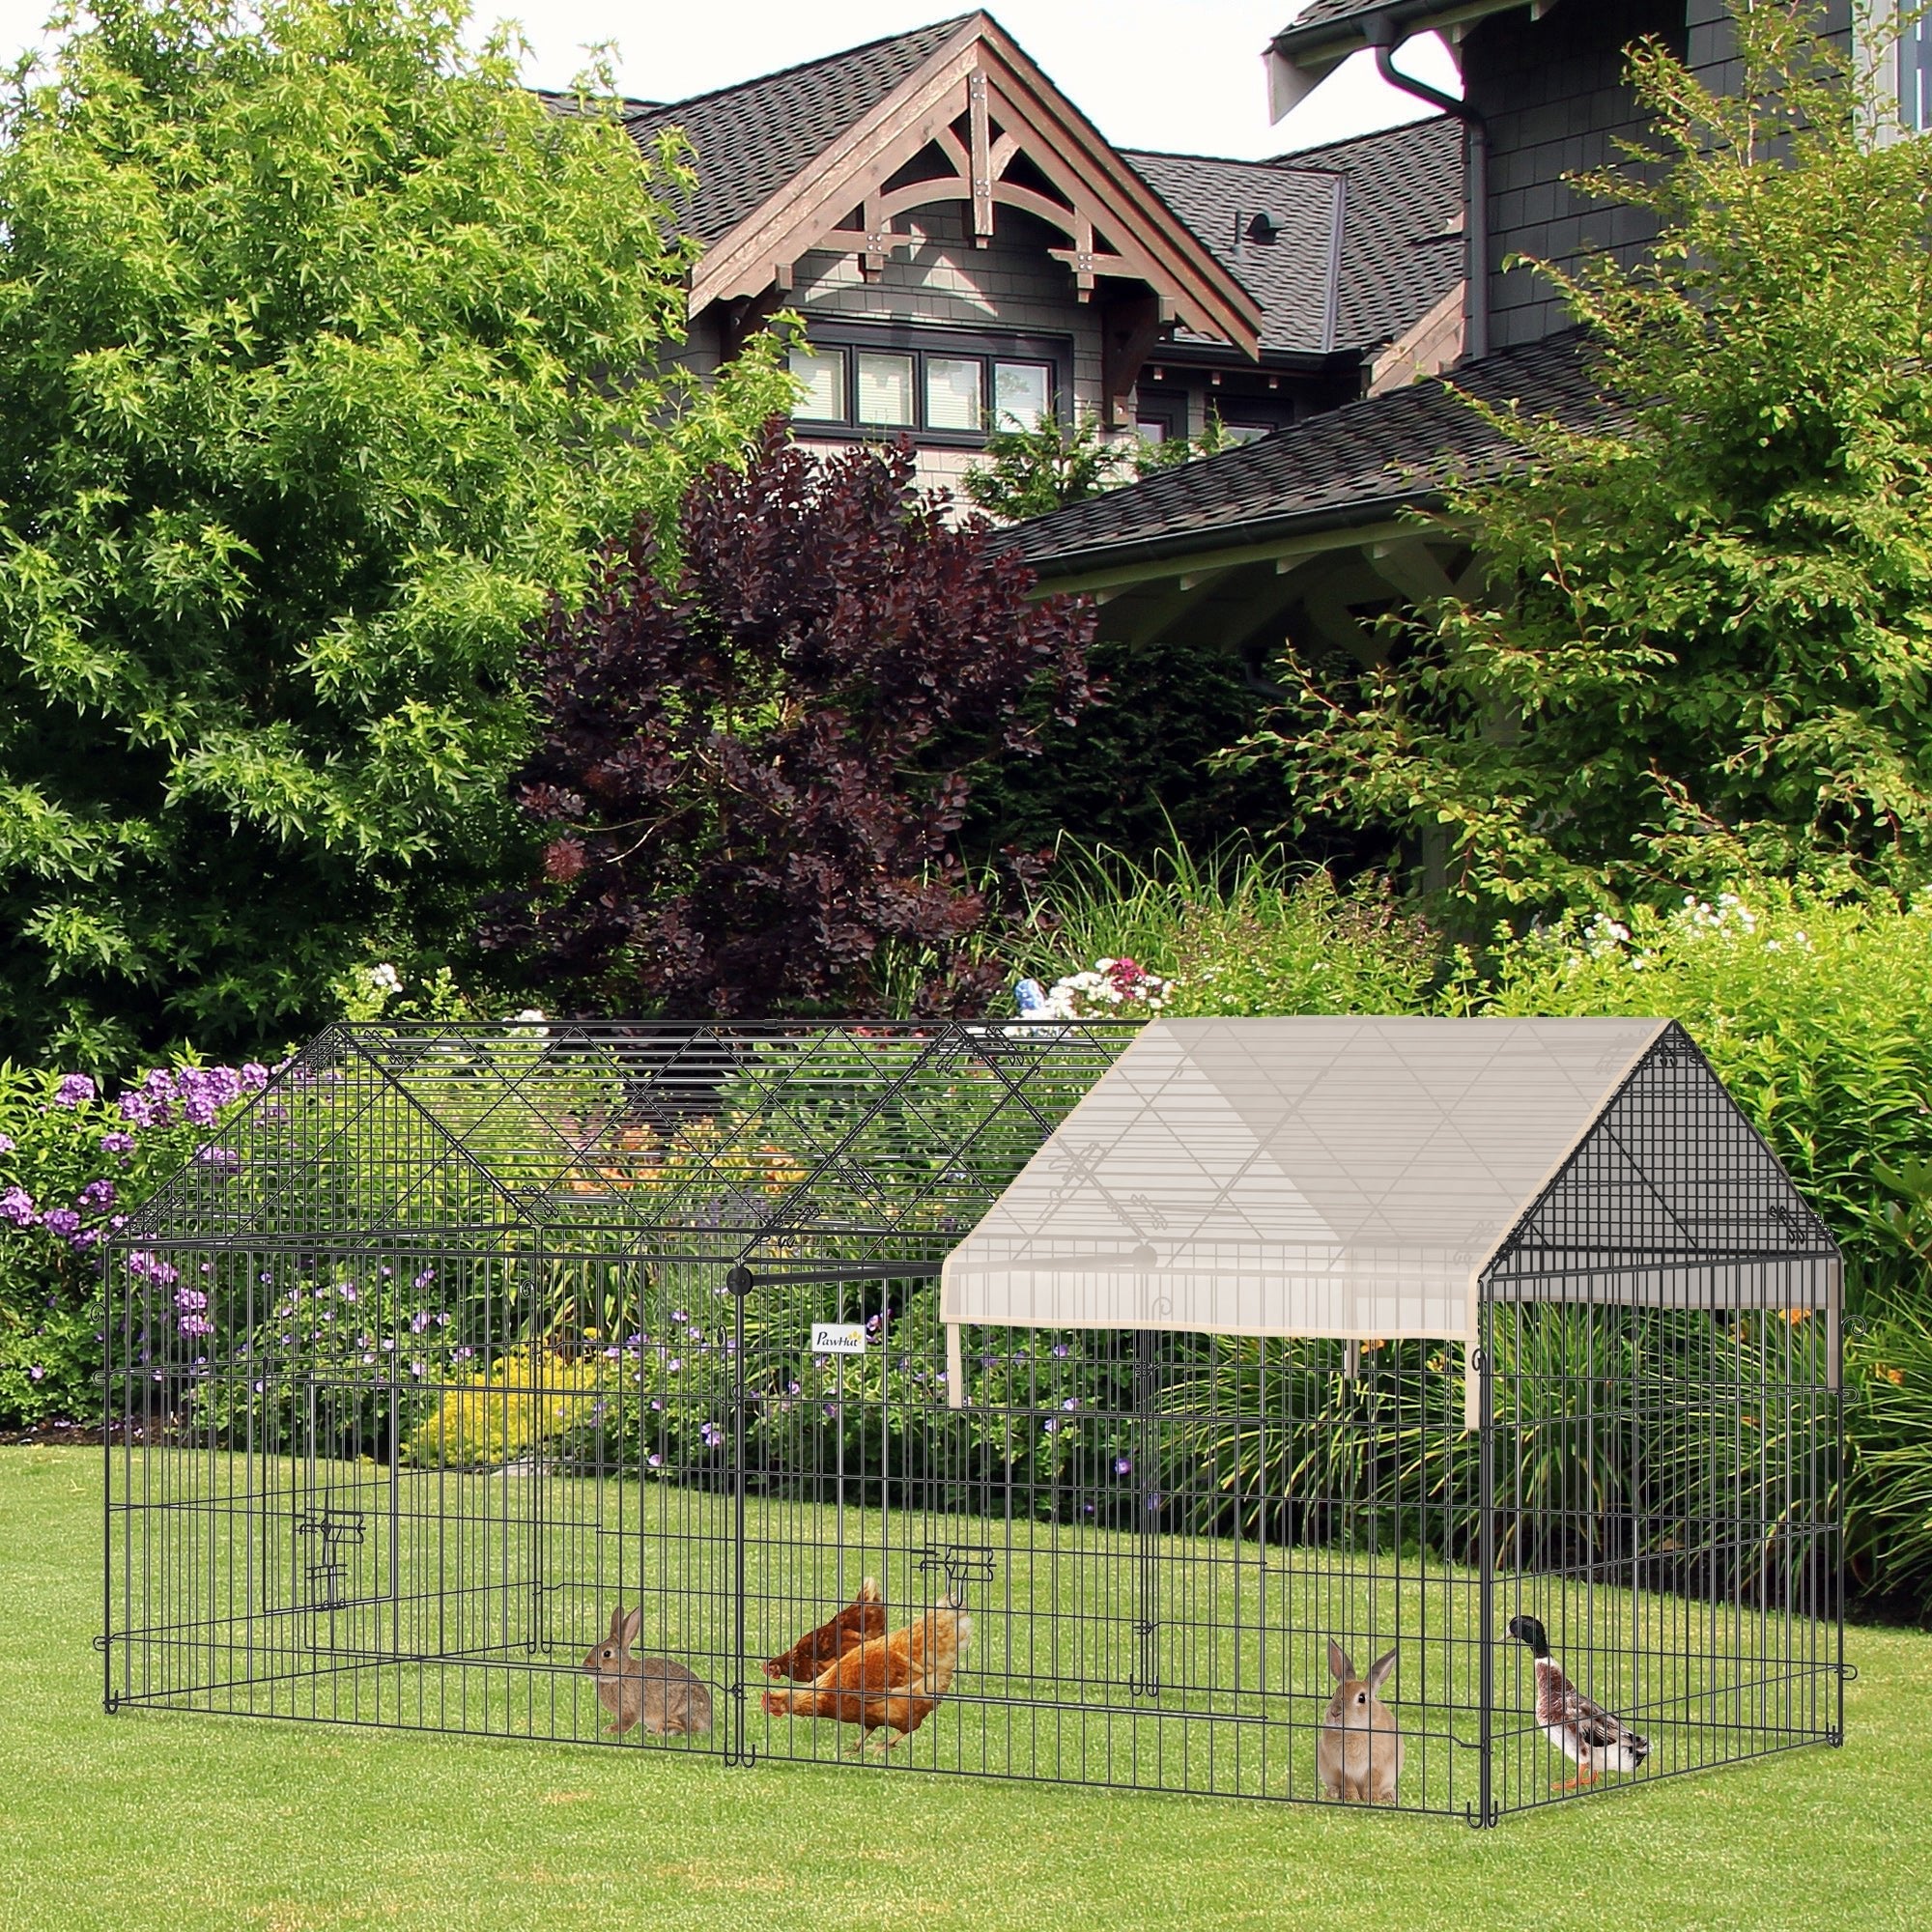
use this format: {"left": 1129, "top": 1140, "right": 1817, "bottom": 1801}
{"left": 939, "top": 1016, "right": 1839, "bottom": 1340}
{"left": 119, "top": 1020, "right": 1138, "bottom": 1264}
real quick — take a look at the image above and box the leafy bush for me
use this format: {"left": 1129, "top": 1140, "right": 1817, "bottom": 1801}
{"left": 960, "top": 632, "right": 1292, "bottom": 867}
{"left": 958, "top": 411, "right": 1237, "bottom": 523}
{"left": 0, "top": 1061, "right": 265, "bottom": 1424}
{"left": 484, "top": 424, "right": 1094, "bottom": 1017}
{"left": 1844, "top": 1298, "right": 1932, "bottom": 1608}
{"left": 1476, "top": 886, "right": 1932, "bottom": 1313}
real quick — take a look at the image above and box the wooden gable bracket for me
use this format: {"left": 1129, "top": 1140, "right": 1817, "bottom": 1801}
{"left": 860, "top": 195, "right": 895, "bottom": 278}
{"left": 968, "top": 70, "right": 994, "bottom": 243}
{"left": 1100, "top": 291, "right": 1175, "bottom": 430}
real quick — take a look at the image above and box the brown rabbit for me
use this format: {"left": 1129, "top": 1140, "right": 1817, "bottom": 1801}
{"left": 1317, "top": 1638, "right": 1402, "bottom": 1804}
{"left": 582, "top": 1605, "right": 713, "bottom": 1737}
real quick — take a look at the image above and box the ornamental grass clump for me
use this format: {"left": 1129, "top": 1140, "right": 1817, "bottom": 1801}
{"left": 1009, "top": 843, "right": 1444, "bottom": 1020}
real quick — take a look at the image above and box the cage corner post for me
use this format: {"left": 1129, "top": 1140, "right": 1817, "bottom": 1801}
{"left": 99, "top": 1242, "right": 118, "bottom": 1717}
{"left": 1830, "top": 1258, "right": 1846, "bottom": 1748}
{"left": 1474, "top": 1293, "right": 1497, "bottom": 1828}
{"left": 725, "top": 1260, "right": 754, "bottom": 1768}
{"left": 526, "top": 1226, "right": 548, "bottom": 1658}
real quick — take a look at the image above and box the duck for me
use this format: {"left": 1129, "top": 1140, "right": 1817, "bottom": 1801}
{"left": 1506, "top": 1614, "right": 1650, "bottom": 1791}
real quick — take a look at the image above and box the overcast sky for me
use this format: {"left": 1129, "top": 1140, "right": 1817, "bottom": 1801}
{"left": 0, "top": 2, "right": 1463, "bottom": 159}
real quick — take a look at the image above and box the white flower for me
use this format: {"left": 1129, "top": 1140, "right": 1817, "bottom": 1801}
{"left": 368, "top": 962, "right": 402, "bottom": 991}
{"left": 512, "top": 1008, "right": 548, "bottom": 1025}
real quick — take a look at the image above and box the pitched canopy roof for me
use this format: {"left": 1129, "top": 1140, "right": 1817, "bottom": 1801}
{"left": 628, "top": 12, "right": 1262, "bottom": 354}
{"left": 1122, "top": 118, "right": 1463, "bottom": 357}
{"left": 940, "top": 1017, "right": 1838, "bottom": 1353}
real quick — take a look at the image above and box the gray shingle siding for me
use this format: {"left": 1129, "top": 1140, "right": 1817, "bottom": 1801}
{"left": 1463, "top": 0, "right": 1686, "bottom": 349}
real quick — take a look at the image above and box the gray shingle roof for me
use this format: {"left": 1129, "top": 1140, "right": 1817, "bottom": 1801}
{"left": 1280, "top": 0, "right": 1397, "bottom": 34}
{"left": 1270, "top": 0, "right": 1530, "bottom": 62}
{"left": 1288, "top": 117, "right": 1465, "bottom": 349}
{"left": 1124, "top": 117, "right": 1463, "bottom": 356}
{"left": 1123, "top": 152, "right": 1344, "bottom": 354}
{"left": 628, "top": 17, "right": 973, "bottom": 246}
{"left": 1004, "top": 329, "right": 1610, "bottom": 573}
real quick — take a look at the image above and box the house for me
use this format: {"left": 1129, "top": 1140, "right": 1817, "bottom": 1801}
{"left": 1004, "top": 0, "right": 1861, "bottom": 667}
{"left": 626, "top": 13, "right": 1463, "bottom": 495}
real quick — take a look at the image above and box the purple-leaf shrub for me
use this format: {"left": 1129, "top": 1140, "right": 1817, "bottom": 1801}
{"left": 481, "top": 422, "right": 1095, "bottom": 1017}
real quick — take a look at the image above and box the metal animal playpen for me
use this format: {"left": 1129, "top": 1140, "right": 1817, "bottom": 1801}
{"left": 103, "top": 1016, "right": 1843, "bottom": 1823}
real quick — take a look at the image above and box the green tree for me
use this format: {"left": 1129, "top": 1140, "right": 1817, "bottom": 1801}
{"left": 1229, "top": 2, "right": 1932, "bottom": 918}
{"left": 961, "top": 410, "right": 1236, "bottom": 522}
{"left": 0, "top": 0, "right": 794, "bottom": 1069}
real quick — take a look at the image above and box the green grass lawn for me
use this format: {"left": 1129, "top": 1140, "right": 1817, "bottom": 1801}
{"left": 4, "top": 1446, "right": 1925, "bottom": 1932}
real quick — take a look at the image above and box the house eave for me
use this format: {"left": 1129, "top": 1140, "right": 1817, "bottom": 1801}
{"left": 1265, "top": 0, "right": 1551, "bottom": 118}
{"left": 1011, "top": 496, "right": 1437, "bottom": 597}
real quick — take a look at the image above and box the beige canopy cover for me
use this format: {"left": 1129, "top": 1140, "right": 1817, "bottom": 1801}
{"left": 941, "top": 1015, "right": 1833, "bottom": 1362}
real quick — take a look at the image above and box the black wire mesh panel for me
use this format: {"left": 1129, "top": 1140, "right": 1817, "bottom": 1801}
{"left": 101, "top": 1019, "right": 1842, "bottom": 1821}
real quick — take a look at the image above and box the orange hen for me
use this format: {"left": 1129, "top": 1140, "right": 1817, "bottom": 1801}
{"left": 763, "top": 1577, "right": 887, "bottom": 1682}
{"left": 760, "top": 1593, "right": 972, "bottom": 1752}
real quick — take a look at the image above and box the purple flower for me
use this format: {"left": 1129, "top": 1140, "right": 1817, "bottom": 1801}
{"left": 1052, "top": 1344, "right": 1070, "bottom": 1358}
{"left": 76, "top": 1179, "right": 116, "bottom": 1213}
{"left": 0, "top": 1186, "right": 36, "bottom": 1227}
{"left": 647, "top": 1453, "right": 663, "bottom": 1469}
{"left": 700, "top": 1422, "right": 724, "bottom": 1448}
{"left": 667, "top": 1358, "right": 681, "bottom": 1374}
{"left": 1062, "top": 1396, "right": 1079, "bottom": 1410}
{"left": 99, "top": 1131, "right": 135, "bottom": 1155}
{"left": 52, "top": 1073, "right": 96, "bottom": 1109}
{"left": 412, "top": 1269, "right": 435, "bottom": 1289}
{"left": 0, "top": 1132, "right": 14, "bottom": 1152}
{"left": 409, "top": 1310, "right": 432, "bottom": 1333}
{"left": 193, "top": 1144, "right": 240, "bottom": 1173}
{"left": 118, "top": 1093, "right": 157, "bottom": 1127}
{"left": 42, "top": 1208, "right": 81, "bottom": 1238}
{"left": 1115, "top": 1456, "right": 1132, "bottom": 1476}
{"left": 242, "top": 1063, "right": 270, "bottom": 1090}
{"left": 29, "top": 1365, "right": 44, "bottom": 1381}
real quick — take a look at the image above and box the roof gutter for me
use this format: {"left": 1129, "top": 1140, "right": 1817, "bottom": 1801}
{"left": 1363, "top": 17, "right": 1489, "bottom": 360}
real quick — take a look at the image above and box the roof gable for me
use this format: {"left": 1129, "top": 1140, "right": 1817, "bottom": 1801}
{"left": 634, "top": 13, "right": 1261, "bottom": 355}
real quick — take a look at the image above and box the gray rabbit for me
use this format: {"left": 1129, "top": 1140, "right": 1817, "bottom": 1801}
{"left": 582, "top": 1605, "right": 713, "bottom": 1737}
